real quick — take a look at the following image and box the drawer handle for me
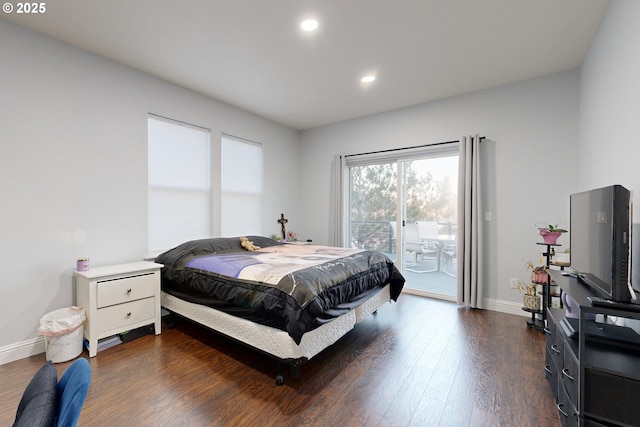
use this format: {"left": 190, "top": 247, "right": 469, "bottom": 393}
{"left": 544, "top": 365, "right": 553, "bottom": 375}
{"left": 127, "top": 288, "right": 132, "bottom": 294}
{"left": 561, "top": 368, "right": 575, "bottom": 381}
{"left": 543, "top": 327, "right": 551, "bottom": 335}
{"left": 557, "top": 403, "right": 568, "bottom": 417}
{"left": 551, "top": 344, "right": 560, "bottom": 354}
{"left": 126, "top": 312, "right": 132, "bottom": 317}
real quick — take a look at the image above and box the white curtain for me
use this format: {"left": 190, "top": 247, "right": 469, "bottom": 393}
{"left": 329, "top": 154, "right": 346, "bottom": 247}
{"left": 457, "top": 134, "right": 484, "bottom": 308}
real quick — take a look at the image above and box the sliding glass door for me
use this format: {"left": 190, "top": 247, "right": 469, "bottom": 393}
{"left": 347, "top": 149, "right": 458, "bottom": 300}
{"left": 399, "top": 155, "right": 458, "bottom": 298}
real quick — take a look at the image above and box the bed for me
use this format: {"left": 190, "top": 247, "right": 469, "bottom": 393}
{"left": 155, "top": 236, "right": 405, "bottom": 385}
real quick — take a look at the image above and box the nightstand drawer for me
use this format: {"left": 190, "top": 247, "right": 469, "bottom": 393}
{"left": 96, "top": 297, "right": 156, "bottom": 333}
{"left": 97, "top": 272, "right": 158, "bottom": 308}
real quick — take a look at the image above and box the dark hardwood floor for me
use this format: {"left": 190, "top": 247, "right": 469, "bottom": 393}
{"left": 0, "top": 295, "right": 560, "bottom": 426}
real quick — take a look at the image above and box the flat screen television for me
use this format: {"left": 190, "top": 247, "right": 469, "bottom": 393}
{"left": 570, "top": 185, "right": 634, "bottom": 302}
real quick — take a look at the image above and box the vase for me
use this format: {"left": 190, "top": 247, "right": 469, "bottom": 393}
{"left": 533, "top": 272, "right": 548, "bottom": 283}
{"left": 540, "top": 230, "right": 562, "bottom": 245}
{"left": 523, "top": 294, "right": 541, "bottom": 311}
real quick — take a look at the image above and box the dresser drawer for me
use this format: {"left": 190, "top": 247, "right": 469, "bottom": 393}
{"left": 97, "top": 272, "right": 158, "bottom": 308}
{"left": 557, "top": 381, "right": 579, "bottom": 427}
{"left": 545, "top": 321, "right": 555, "bottom": 351}
{"left": 561, "top": 341, "right": 579, "bottom": 407}
{"left": 549, "top": 327, "right": 564, "bottom": 367}
{"left": 96, "top": 297, "right": 156, "bottom": 333}
{"left": 545, "top": 347, "right": 559, "bottom": 402}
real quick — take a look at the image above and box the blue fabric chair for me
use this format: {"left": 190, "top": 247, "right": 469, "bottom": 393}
{"left": 55, "top": 358, "right": 91, "bottom": 427}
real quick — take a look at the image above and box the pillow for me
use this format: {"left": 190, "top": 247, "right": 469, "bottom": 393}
{"left": 156, "top": 236, "right": 282, "bottom": 263}
{"left": 13, "top": 361, "right": 57, "bottom": 427}
{"left": 155, "top": 236, "right": 283, "bottom": 283}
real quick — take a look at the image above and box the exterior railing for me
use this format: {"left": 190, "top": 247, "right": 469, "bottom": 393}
{"left": 350, "top": 220, "right": 456, "bottom": 253}
{"left": 350, "top": 220, "right": 395, "bottom": 252}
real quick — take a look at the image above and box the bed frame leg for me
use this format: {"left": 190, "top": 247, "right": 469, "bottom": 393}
{"left": 164, "top": 312, "right": 178, "bottom": 329}
{"left": 290, "top": 364, "right": 301, "bottom": 378}
{"left": 275, "top": 362, "right": 285, "bottom": 386}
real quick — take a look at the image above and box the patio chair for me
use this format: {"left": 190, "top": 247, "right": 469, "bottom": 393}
{"left": 416, "top": 221, "right": 440, "bottom": 239}
{"left": 404, "top": 222, "right": 438, "bottom": 273}
{"left": 441, "top": 243, "right": 457, "bottom": 277}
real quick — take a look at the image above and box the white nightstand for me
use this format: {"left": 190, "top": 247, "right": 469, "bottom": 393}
{"left": 75, "top": 261, "right": 163, "bottom": 357}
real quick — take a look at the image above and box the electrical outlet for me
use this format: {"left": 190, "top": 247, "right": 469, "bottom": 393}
{"left": 509, "top": 278, "right": 519, "bottom": 289}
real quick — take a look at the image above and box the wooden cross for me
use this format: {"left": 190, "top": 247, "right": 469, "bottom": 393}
{"left": 277, "top": 213, "right": 288, "bottom": 241}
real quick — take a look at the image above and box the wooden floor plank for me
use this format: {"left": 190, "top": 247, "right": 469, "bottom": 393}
{"left": 0, "top": 295, "right": 560, "bottom": 427}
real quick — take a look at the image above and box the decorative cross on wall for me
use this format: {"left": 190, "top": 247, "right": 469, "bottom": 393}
{"left": 277, "top": 213, "right": 288, "bottom": 241}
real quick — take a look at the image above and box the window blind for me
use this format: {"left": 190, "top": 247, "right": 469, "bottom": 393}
{"left": 148, "top": 115, "right": 211, "bottom": 254}
{"left": 220, "top": 134, "right": 263, "bottom": 237}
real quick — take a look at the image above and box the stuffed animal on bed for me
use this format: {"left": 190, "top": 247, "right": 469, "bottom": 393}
{"left": 240, "top": 237, "right": 261, "bottom": 251}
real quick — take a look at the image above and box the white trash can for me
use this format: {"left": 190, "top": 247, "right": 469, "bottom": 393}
{"left": 38, "top": 306, "right": 86, "bottom": 363}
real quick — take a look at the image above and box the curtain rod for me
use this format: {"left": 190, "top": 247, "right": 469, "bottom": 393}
{"left": 344, "top": 136, "right": 485, "bottom": 158}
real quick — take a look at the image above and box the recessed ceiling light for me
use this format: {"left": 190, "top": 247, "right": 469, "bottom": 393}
{"left": 301, "top": 19, "right": 319, "bottom": 31}
{"left": 361, "top": 75, "right": 376, "bottom": 83}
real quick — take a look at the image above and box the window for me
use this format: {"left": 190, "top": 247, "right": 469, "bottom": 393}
{"left": 148, "top": 115, "right": 211, "bottom": 254}
{"left": 220, "top": 134, "right": 263, "bottom": 236}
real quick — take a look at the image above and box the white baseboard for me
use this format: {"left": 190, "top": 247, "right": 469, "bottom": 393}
{"left": 0, "top": 336, "right": 45, "bottom": 365}
{"left": 483, "top": 297, "right": 531, "bottom": 317}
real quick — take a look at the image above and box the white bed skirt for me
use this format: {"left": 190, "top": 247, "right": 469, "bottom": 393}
{"left": 161, "top": 284, "right": 391, "bottom": 362}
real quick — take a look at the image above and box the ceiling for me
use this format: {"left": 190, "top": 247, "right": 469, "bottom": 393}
{"left": 3, "top": 0, "right": 611, "bottom": 130}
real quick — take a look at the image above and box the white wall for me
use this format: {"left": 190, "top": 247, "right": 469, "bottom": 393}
{"left": 0, "top": 20, "right": 300, "bottom": 363}
{"left": 579, "top": 0, "right": 640, "bottom": 293}
{"left": 579, "top": 0, "right": 640, "bottom": 207}
{"left": 299, "top": 71, "right": 580, "bottom": 312}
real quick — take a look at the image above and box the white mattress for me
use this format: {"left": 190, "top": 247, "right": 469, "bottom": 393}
{"left": 160, "top": 284, "right": 391, "bottom": 362}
